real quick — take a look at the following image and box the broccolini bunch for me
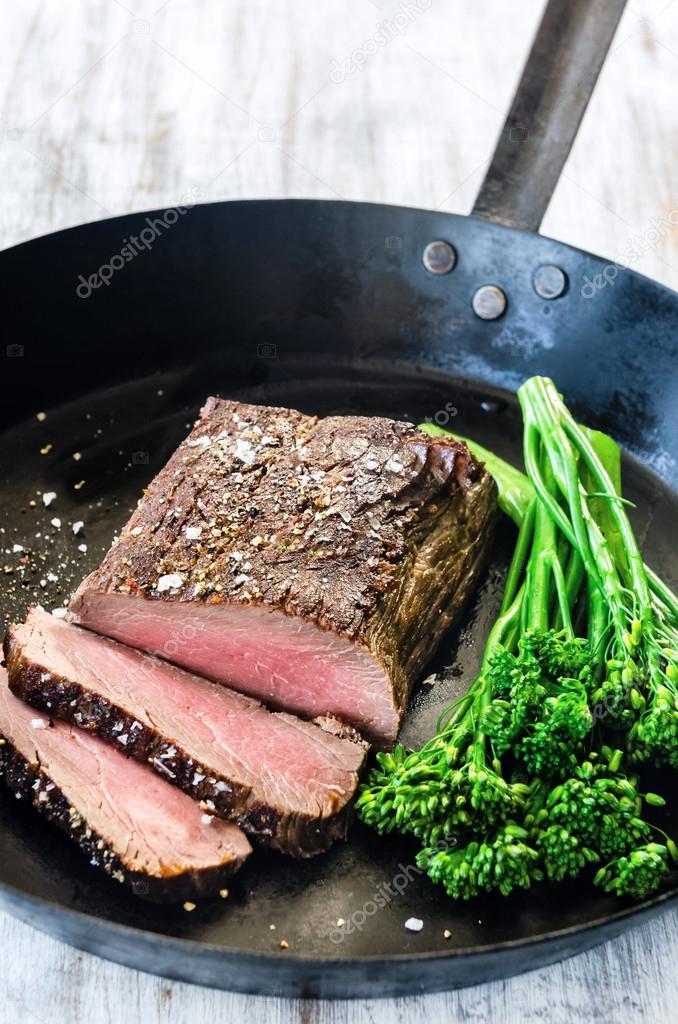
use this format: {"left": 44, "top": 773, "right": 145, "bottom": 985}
{"left": 356, "top": 377, "right": 678, "bottom": 902}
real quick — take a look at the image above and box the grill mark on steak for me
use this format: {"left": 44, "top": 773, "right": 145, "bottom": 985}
{"left": 0, "top": 671, "right": 251, "bottom": 902}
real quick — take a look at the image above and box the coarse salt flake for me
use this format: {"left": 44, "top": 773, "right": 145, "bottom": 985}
{"left": 42, "top": 492, "right": 57, "bottom": 507}
{"left": 157, "top": 573, "right": 185, "bottom": 592}
{"left": 12, "top": 544, "right": 23, "bottom": 553}
{"left": 72, "top": 521, "right": 84, "bottom": 535}
{"left": 50, "top": 517, "right": 61, "bottom": 529}
{"left": 51, "top": 608, "right": 68, "bottom": 619}
{"left": 78, "top": 543, "right": 88, "bottom": 553}
{"left": 233, "top": 438, "right": 255, "bottom": 465}
{"left": 31, "top": 719, "right": 48, "bottom": 730}
{"left": 185, "top": 526, "right": 202, "bottom": 540}
{"left": 404, "top": 918, "right": 424, "bottom": 933}
{"left": 130, "top": 526, "right": 143, "bottom": 536}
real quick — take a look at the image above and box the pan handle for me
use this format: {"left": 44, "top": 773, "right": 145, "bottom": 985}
{"left": 471, "top": 0, "right": 627, "bottom": 233}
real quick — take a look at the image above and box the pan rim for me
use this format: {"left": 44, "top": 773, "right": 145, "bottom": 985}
{"left": 1, "top": 196, "right": 677, "bottom": 305}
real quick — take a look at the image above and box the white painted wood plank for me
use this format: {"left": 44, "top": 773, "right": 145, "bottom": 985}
{"left": 0, "top": 0, "right": 677, "bottom": 1021}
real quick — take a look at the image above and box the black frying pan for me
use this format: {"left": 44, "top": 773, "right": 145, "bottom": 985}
{"left": 0, "top": 0, "right": 676, "bottom": 999}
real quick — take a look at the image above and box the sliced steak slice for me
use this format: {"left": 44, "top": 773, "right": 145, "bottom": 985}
{"left": 0, "top": 669, "right": 251, "bottom": 902}
{"left": 5, "top": 607, "right": 368, "bottom": 857}
{"left": 70, "top": 398, "right": 497, "bottom": 748}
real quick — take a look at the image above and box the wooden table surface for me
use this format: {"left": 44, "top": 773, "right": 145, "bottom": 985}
{"left": 1, "top": 1, "right": 677, "bottom": 1020}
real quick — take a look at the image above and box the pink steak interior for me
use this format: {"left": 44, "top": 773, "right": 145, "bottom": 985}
{"left": 70, "top": 592, "right": 399, "bottom": 745}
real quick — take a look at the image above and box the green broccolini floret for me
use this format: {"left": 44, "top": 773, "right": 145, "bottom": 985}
{"left": 417, "top": 823, "right": 542, "bottom": 900}
{"left": 525, "top": 753, "right": 671, "bottom": 883}
{"left": 595, "top": 844, "right": 673, "bottom": 900}
{"left": 537, "top": 824, "right": 598, "bottom": 882}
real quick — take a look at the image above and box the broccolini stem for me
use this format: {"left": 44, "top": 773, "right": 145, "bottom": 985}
{"left": 648, "top": 568, "right": 678, "bottom": 626}
{"left": 548, "top": 551, "right": 575, "bottom": 638}
{"left": 526, "top": 465, "right": 558, "bottom": 631}
{"left": 588, "top": 584, "right": 608, "bottom": 662}
{"left": 480, "top": 584, "right": 526, "bottom": 671}
{"left": 530, "top": 377, "right": 652, "bottom": 612}
{"left": 561, "top": 410, "right": 651, "bottom": 610}
{"left": 521, "top": 384, "right": 602, "bottom": 590}
{"left": 500, "top": 500, "right": 535, "bottom": 615}
{"left": 563, "top": 546, "right": 585, "bottom": 618}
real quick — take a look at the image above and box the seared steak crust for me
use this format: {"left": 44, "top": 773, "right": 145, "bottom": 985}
{"left": 6, "top": 639, "right": 367, "bottom": 858}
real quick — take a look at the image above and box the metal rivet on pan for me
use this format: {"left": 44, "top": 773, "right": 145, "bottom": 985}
{"left": 422, "top": 240, "right": 457, "bottom": 275}
{"left": 533, "top": 264, "right": 568, "bottom": 299}
{"left": 472, "top": 285, "right": 507, "bottom": 320}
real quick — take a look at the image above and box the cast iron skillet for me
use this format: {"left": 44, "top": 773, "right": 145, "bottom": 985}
{"left": 0, "top": 0, "right": 676, "bottom": 998}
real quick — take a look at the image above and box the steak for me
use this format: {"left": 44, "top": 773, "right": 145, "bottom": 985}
{"left": 5, "top": 608, "right": 368, "bottom": 857}
{"left": 70, "top": 398, "right": 497, "bottom": 747}
{"left": 0, "top": 668, "right": 251, "bottom": 902}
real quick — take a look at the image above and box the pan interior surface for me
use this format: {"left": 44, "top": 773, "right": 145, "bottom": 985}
{"left": 0, "top": 360, "right": 676, "bottom": 971}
